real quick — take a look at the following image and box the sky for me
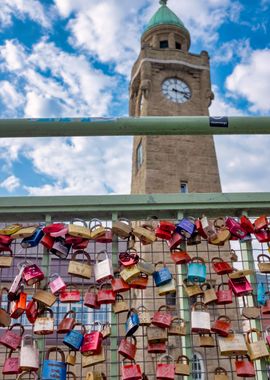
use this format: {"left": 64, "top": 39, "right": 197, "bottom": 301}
{"left": 0, "top": 0, "right": 269, "bottom": 196}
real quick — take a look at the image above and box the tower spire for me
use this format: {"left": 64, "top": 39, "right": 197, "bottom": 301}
{"left": 159, "top": 0, "right": 168, "bottom": 5}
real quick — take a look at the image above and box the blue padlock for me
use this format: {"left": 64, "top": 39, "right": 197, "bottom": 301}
{"left": 187, "top": 257, "right": 206, "bottom": 283}
{"left": 42, "top": 347, "right": 66, "bottom": 380}
{"left": 257, "top": 282, "right": 266, "bottom": 306}
{"left": 176, "top": 218, "right": 195, "bottom": 238}
{"left": 21, "top": 227, "right": 44, "bottom": 248}
{"left": 63, "top": 323, "right": 85, "bottom": 351}
{"left": 153, "top": 262, "right": 172, "bottom": 287}
{"left": 125, "top": 308, "right": 139, "bottom": 336}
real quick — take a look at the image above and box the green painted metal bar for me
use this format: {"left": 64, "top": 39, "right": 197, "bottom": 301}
{"left": 1, "top": 193, "right": 270, "bottom": 221}
{"left": 0, "top": 116, "right": 269, "bottom": 138}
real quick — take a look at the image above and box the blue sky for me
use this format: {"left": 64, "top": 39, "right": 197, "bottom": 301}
{"left": 0, "top": 0, "right": 269, "bottom": 196}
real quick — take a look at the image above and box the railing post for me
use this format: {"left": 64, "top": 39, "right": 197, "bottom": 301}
{"left": 240, "top": 212, "right": 268, "bottom": 380}
{"left": 111, "top": 212, "right": 119, "bottom": 379}
{"left": 176, "top": 211, "right": 193, "bottom": 379}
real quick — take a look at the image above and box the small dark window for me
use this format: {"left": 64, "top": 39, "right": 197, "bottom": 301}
{"left": 175, "top": 42, "right": 181, "bottom": 50}
{"left": 160, "top": 40, "right": 169, "bottom": 49}
{"left": 180, "top": 182, "right": 188, "bottom": 193}
{"left": 136, "top": 142, "right": 143, "bottom": 171}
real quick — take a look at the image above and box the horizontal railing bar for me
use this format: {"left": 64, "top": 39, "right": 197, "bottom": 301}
{"left": 0, "top": 193, "right": 270, "bottom": 221}
{"left": 0, "top": 116, "right": 269, "bottom": 138}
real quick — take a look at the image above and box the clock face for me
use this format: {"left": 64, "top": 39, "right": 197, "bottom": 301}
{"left": 162, "top": 78, "right": 191, "bottom": 104}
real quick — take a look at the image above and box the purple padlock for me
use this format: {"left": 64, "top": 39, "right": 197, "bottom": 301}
{"left": 176, "top": 218, "right": 195, "bottom": 238}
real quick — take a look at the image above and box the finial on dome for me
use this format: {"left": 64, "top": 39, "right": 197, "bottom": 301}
{"left": 159, "top": 0, "right": 168, "bottom": 6}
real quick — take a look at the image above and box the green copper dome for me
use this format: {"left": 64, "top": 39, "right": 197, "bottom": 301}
{"left": 144, "top": 0, "right": 187, "bottom": 34}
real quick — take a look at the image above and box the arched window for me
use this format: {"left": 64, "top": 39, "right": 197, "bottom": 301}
{"left": 192, "top": 352, "right": 205, "bottom": 380}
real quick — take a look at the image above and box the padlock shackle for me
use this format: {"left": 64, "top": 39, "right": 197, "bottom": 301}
{"left": 37, "top": 307, "right": 54, "bottom": 318}
{"left": 46, "top": 346, "right": 65, "bottom": 362}
{"left": 66, "top": 371, "right": 77, "bottom": 379}
{"left": 0, "top": 249, "right": 13, "bottom": 257}
{"left": 217, "top": 282, "right": 229, "bottom": 291}
{"left": 171, "top": 317, "right": 185, "bottom": 325}
{"left": 158, "top": 305, "right": 173, "bottom": 313}
{"left": 116, "top": 294, "right": 124, "bottom": 301}
{"left": 89, "top": 218, "right": 103, "bottom": 230}
{"left": 214, "top": 367, "right": 227, "bottom": 375}
{"left": 214, "top": 217, "right": 226, "bottom": 229}
{"left": 16, "top": 371, "right": 38, "bottom": 380}
{"left": 62, "top": 309, "right": 76, "bottom": 319}
{"left": 22, "top": 334, "right": 36, "bottom": 346}
{"left": 211, "top": 257, "right": 225, "bottom": 263}
{"left": 91, "top": 321, "right": 103, "bottom": 332}
{"left": 99, "top": 282, "right": 113, "bottom": 291}
{"left": 201, "top": 282, "right": 214, "bottom": 291}
{"left": 8, "top": 323, "right": 25, "bottom": 336}
{"left": 155, "top": 261, "right": 166, "bottom": 269}
{"left": 49, "top": 272, "right": 62, "bottom": 281}
{"left": 0, "top": 287, "right": 10, "bottom": 309}
{"left": 72, "top": 322, "right": 86, "bottom": 334}
{"left": 176, "top": 355, "right": 189, "bottom": 364}
{"left": 191, "top": 302, "right": 208, "bottom": 312}
{"left": 158, "top": 353, "right": 174, "bottom": 363}
{"left": 63, "top": 283, "right": 80, "bottom": 292}
{"left": 70, "top": 218, "right": 88, "bottom": 227}
{"left": 126, "top": 308, "right": 138, "bottom": 318}
{"left": 235, "top": 354, "right": 252, "bottom": 361}
{"left": 137, "top": 305, "right": 148, "bottom": 312}
{"left": 257, "top": 254, "right": 270, "bottom": 263}
{"left": 96, "top": 250, "right": 109, "bottom": 261}
{"left": 246, "top": 328, "right": 262, "bottom": 344}
{"left": 86, "top": 285, "right": 98, "bottom": 293}
{"left": 190, "top": 256, "right": 205, "bottom": 264}
{"left": 123, "top": 335, "right": 137, "bottom": 345}
{"left": 216, "top": 315, "right": 231, "bottom": 323}
{"left": 70, "top": 250, "right": 91, "bottom": 264}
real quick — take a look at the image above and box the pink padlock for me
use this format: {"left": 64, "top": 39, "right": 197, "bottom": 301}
{"left": 228, "top": 277, "right": 253, "bottom": 297}
{"left": 225, "top": 217, "right": 247, "bottom": 239}
{"left": 49, "top": 273, "right": 66, "bottom": 295}
{"left": 22, "top": 262, "right": 44, "bottom": 286}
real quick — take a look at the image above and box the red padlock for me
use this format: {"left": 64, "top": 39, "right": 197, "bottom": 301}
{"left": 240, "top": 216, "right": 255, "bottom": 234}
{"left": 26, "top": 299, "right": 39, "bottom": 324}
{"left": 129, "top": 272, "right": 148, "bottom": 290}
{"left": 40, "top": 234, "right": 55, "bottom": 250}
{"left": 2, "top": 350, "right": 21, "bottom": 375}
{"left": 57, "top": 310, "right": 76, "bottom": 334}
{"left": 167, "top": 232, "right": 183, "bottom": 250}
{"left": 119, "top": 249, "right": 139, "bottom": 267}
{"left": 119, "top": 336, "right": 137, "bottom": 360}
{"left": 49, "top": 273, "right": 66, "bottom": 295}
{"left": 43, "top": 223, "right": 66, "bottom": 234}
{"left": 211, "top": 257, "right": 233, "bottom": 275}
{"left": 81, "top": 322, "right": 103, "bottom": 356}
{"left": 211, "top": 315, "right": 231, "bottom": 337}
{"left": 147, "top": 342, "right": 167, "bottom": 354}
{"left": 225, "top": 217, "right": 247, "bottom": 239}
{"left": 121, "top": 359, "right": 142, "bottom": 380}
{"left": 111, "top": 272, "right": 130, "bottom": 293}
{"left": 156, "top": 354, "right": 175, "bottom": 380}
{"left": 254, "top": 215, "right": 268, "bottom": 231}
{"left": 152, "top": 305, "right": 173, "bottom": 329}
{"left": 0, "top": 234, "right": 13, "bottom": 245}
{"left": 235, "top": 356, "right": 255, "bottom": 377}
{"left": 96, "top": 227, "right": 113, "bottom": 243}
{"left": 155, "top": 227, "right": 172, "bottom": 240}
{"left": 228, "top": 276, "right": 253, "bottom": 297}
{"left": 216, "top": 283, "right": 233, "bottom": 305}
{"left": 84, "top": 285, "right": 100, "bottom": 309}
{"left": 261, "top": 300, "right": 270, "bottom": 314}
{"left": 255, "top": 230, "right": 270, "bottom": 243}
{"left": 0, "top": 323, "right": 24, "bottom": 350}
{"left": 59, "top": 284, "right": 80, "bottom": 303}
{"left": 159, "top": 221, "right": 176, "bottom": 232}
{"left": 73, "top": 238, "right": 89, "bottom": 250}
{"left": 195, "top": 218, "right": 208, "bottom": 239}
{"left": 22, "top": 262, "right": 44, "bottom": 286}
{"left": 97, "top": 283, "right": 116, "bottom": 305}
{"left": 170, "top": 248, "right": 191, "bottom": 265}
{"left": 10, "top": 288, "right": 27, "bottom": 319}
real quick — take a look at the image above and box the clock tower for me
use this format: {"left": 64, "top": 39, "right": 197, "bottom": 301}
{"left": 130, "top": 0, "right": 221, "bottom": 194}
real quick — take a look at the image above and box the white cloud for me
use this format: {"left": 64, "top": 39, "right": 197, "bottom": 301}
{"left": 210, "top": 85, "right": 244, "bottom": 116}
{"left": 212, "top": 39, "right": 251, "bottom": 64}
{"left": 0, "top": 175, "right": 21, "bottom": 192}
{"left": 226, "top": 49, "right": 270, "bottom": 112}
{"left": 0, "top": 0, "right": 50, "bottom": 29}
{"left": 0, "top": 81, "right": 24, "bottom": 110}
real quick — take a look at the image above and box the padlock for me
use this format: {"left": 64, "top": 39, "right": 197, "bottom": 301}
{"left": 153, "top": 262, "right": 172, "bottom": 287}
{"left": 235, "top": 355, "right": 255, "bottom": 377}
{"left": 97, "top": 283, "right": 116, "bottom": 305}
{"left": 212, "top": 257, "right": 233, "bottom": 275}
{"left": 218, "top": 331, "right": 248, "bottom": 356}
{"left": 22, "top": 261, "right": 44, "bottom": 286}
{"left": 168, "top": 317, "right": 186, "bottom": 336}
{"left": 20, "top": 227, "right": 44, "bottom": 248}
{"left": 187, "top": 232, "right": 202, "bottom": 245}
{"left": 202, "top": 282, "right": 217, "bottom": 305}
{"left": 242, "top": 295, "right": 260, "bottom": 320}
{"left": 0, "top": 287, "right": 11, "bottom": 327}
{"left": 94, "top": 250, "right": 113, "bottom": 283}
{"left": 84, "top": 285, "right": 100, "bottom": 309}
{"left": 211, "top": 217, "right": 231, "bottom": 244}
{"left": 191, "top": 302, "right": 211, "bottom": 334}
{"left": 255, "top": 229, "right": 270, "bottom": 243}
{"left": 33, "top": 287, "right": 57, "bottom": 307}
{"left": 183, "top": 278, "right": 204, "bottom": 298}
{"left": 34, "top": 307, "right": 54, "bottom": 335}
{"left": 126, "top": 308, "right": 140, "bottom": 336}
{"left": 57, "top": 310, "right": 76, "bottom": 334}
{"left": 43, "top": 222, "right": 66, "bottom": 234}
{"left": 152, "top": 305, "right": 173, "bottom": 328}
{"left": 82, "top": 347, "right": 105, "bottom": 368}
{"left": 0, "top": 323, "right": 24, "bottom": 350}
{"left": 175, "top": 355, "right": 190, "bottom": 376}
{"left": 68, "top": 250, "right": 92, "bottom": 279}
{"left": 216, "top": 282, "right": 233, "bottom": 305}
{"left": 19, "top": 335, "right": 39, "bottom": 372}
{"left": 176, "top": 217, "right": 195, "bottom": 238}
{"left": 49, "top": 273, "right": 66, "bottom": 295}
{"left": 121, "top": 359, "right": 142, "bottom": 380}
{"left": 170, "top": 248, "right": 191, "bottom": 264}
{"left": 187, "top": 257, "right": 206, "bottom": 283}
{"left": 214, "top": 367, "right": 229, "bottom": 380}
{"left": 3, "top": 350, "right": 21, "bottom": 375}
{"left": 63, "top": 323, "right": 86, "bottom": 351}
{"left": 240, "top": 215, "right": 255, "bottom": 234}
{"left": 230, "top": 249, "right": 238, "bottom": 262}
{"left": 195, "top": 218, "right": 208, "bottom": 239}
{"left": 155, "top": 226, "right": 172, "bottom": 240}
{"left": 68, "top": 218, "right": 91, "bottom": 238}
{"left": 10, "top": 287, "right": 27, "bottom": 319}
{"left": 11, "top": 225, "right": 37, "bottom": 239}
{"left": 119, "top": 248, "right": 139, "bottom": 267}
{"left": 129, "top": 272, "right": 149, "bottom": 289}
{"left": 199, "top": 333, "right": 215, "bottom": 347}
{"left": 254, "top": 215, "right": 268, "bottom": 231}
{"left": 72, "top": 237, "right": 89, "bottom": 250}
{"left": 258, "top": 254, "right": 270, "bottom": 273}
{"left": 137, "top": 305, "right": 151, "bottom": 326}
{"left": 119, "top": 336, "right": 137, "bottom": 360}
{"left": 0, "top": 233, "right": 13, "bottom": 244}
{"left": 0, "top": 223, "right": 21, "bottom": 235}
{"left": 156, "top": 354, "right": 175, "bottom": 380}
{"left": 257, "top": 282, "right": 266, "bottom": 306}
{"left": 90, "top": 218, "right": 106, "bottom": 239}
{"left": 137, "top": 258, "right": 155, "bottom": 275}
{"left": 147, "top": 324, "right": 168, "bottom": 343}
{"left": 50, "top": 225, "right": 68, "bottom": 238}
{"left": 225, "top": 217, "right": 247, "bottom": 239}
{"left": 112, "top": 218, "right": 132, "bottom": 239}
{"left": 261, "top": 299, "right": 270, "bottom": 314}
{"left": 40, "top": 233, "right": 55, "bottom": 250}
{"left": 246, "top": 328, "right": 269, "bottom": 361}
{"left": 96, "top": 227, "right": 113, "bottom": 243}
{"left": 101, "top": 322, "right": 111, "bottom": 339}
{"left": 133, "top": 223, "right": 156, "bottom": 245}
{"left": 112, "top": 294, "right": 129, "bottom": 314}
{"left": 26, "top": 299, "right": 39, "bottom": 324}
{"left": 17, "top": 372, "right": 38, "bottom": 379}
{"left": 42, "top": 347, "right": 67, "bottom": 380}
{"left": 167, "top": 231, "right": 183, "bottom": 250}
{"left": 86, "top": 371, "right": 106, "bottom": 380}
{"left": 158, "top": 277, "right": 176, "bottom": 296}
{"left": 148, "top": 341, "right": 167, "bottom": 354}
{"left": 200, "top": 216, "right": 217, "bottom": 240}
{"left": 228, "top": 276, "right": 253, "bottom": 297}
{"left": 120, "top": 264, "right": 141, "bottom": 283}
{"left": 50, "top": 236, "right": 71, "bottom": 259}
{"left": 211, "top": 315, "right": 231, "bottom": 337}
{"left": 59, "top": 284, "right": 80, "bottom": 303}
{"left": 66, "top": 350, "right": 76, "bottom": 366}
{"left": 111, "top": 271, "right": 130, "bottom": 293}
{"left": 81, "top": 322, "right": 103, "bottom": 356}
{"left": 158, "top": 220, "right": 176, "bottom": 233}
{"left": 0, "top": 249, "right": 13, "bottom": 268}
{"left": 8, "top": 263, "right": 27, "bottom": 301}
